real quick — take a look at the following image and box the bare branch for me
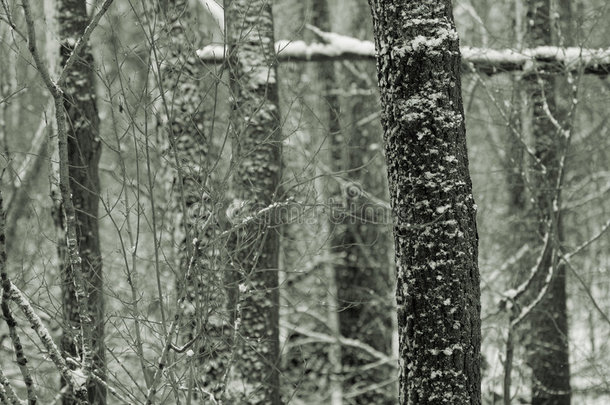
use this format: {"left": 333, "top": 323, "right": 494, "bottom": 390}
{"left": 510, "top": 260, "right": 555, "bottom": 329}
{"left": 559, "top": 252, "right": 610, "bottom": 328}
{"left": 57, "top": 0, "right": 115, "bottom": 85}
{"left": 284, "top": 322, "right": 396, "bottom": 367}
{"left": 501, "top": 229, "right": 552, "bottom": 303}
{"left": 565, "top": 218, "right": 610, "bottom": 259}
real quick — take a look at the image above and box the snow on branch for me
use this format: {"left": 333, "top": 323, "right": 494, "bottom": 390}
{"left": 8, "top": 283, "right": 84, "bottom": 396}
{"left": 462, "top": 46, "right": 610, "bottom": 75}
{"left": 197, "top": 28, "right": 610, "bottom": 75}
{"left": 284, "top": 322, "right": 396, "bottom": 367}
{"left": 198, "top": 0, "right": 224, "bottom": 33}
{"left": 0, "top": 365, "right": 23, "bottom": 405}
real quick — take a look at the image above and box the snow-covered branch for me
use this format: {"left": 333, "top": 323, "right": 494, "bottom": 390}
{"left": 0, "top": 365, "right": 23, "bottom": 405}
{"left": 284, "top": 322, "right": 396, "bottom": 367}
{"left": 501, "top": 230, "right": 552, "bottom": 304}
{"left": 462, "top": 46, "right": 610, "bottom": 75}
{"left": 8, "top": 284, "right": 82, "bottom": 394}
{"left": 198, "top": 29, "right": 610, "bottom": 75}
{"left": 198, "top": 0, "right": 224, "bottom": 33}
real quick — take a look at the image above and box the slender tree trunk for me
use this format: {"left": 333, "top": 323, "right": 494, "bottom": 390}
{"left": 324, "top": 0, "right": 395, "bottom": 402}
{"left": 524, "top": 1, "right": 571, "bottom": 404}
{"left": 503, "top": 2, "right": 528, "bottom": 401}
{"left": 367, "top": 1, "right": 481, "bottom": 404}
{"left": 309, "top": 1, "right": 343, "bottom": 403}
{"left": 56, "top": 1, "right": 105, "bottom": 403}
{"left": 225, "top": 0, "right": 282, "bottom": 403}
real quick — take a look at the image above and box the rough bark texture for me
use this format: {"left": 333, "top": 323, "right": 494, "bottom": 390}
{"left": 225, "top": 0, "right": 282, "bottom": 403}
{"left": 56, "top": 0, "right": 105, "bottom": 403}
{"left": 368, "top": 1, "right": 481, "bottom": 404}
{"left": 158, "top": 0, "right": 229, "bottom": 398}
{"left": 524, "top": 1, "right": 571, "bottom": 403}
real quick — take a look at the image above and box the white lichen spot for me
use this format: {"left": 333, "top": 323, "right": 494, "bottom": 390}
{"left": 436, "top": 204, "right": 451, "bottom": 214}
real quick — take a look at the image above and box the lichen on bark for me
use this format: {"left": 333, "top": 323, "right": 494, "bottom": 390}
{"left": 56, "top": 0, "right": 105, "bottom": 403}
{"left": 225, "top": 0, "right": 283, "bottom": 403}
{"left": 156, "top": 0, "right": 230, "bottom": 398}
{"left": 368, "top": 1, "right": 481, "bottom": 404}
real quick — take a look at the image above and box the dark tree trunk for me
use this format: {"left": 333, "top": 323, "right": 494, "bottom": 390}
{"left": 524, "top": 1, "right": 571, "bottom": 403}
{"left": 57, "top": 0, "right": 104, "bottom": 403}
{"left": 367, "top": 1, "right": 481, "bottom": 403}
{"left": 225, "top": 0, "right": 282, "bottom": 403}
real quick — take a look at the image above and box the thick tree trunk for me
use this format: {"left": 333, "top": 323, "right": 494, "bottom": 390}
{"left": 367, "top": 1, "right": 481, "bottom": 404}
{"left": 157, "top": 0, "right": 228, "bottom": 398}
{"left": 57, "top": 0, "right": 104, "bottom": 403}
{"left": 524, "top": 1, "right": 571, "bottom": 404}
{"left": 225, "top": 0, "right": 282, "bottom": 403}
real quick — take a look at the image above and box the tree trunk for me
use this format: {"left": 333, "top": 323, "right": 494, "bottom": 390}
{"left": 157, "top": 0, "right": 229, "bottom": 399}
{"left": 56, "top": 0, "right": 104, "bottom": 403}
{"left": 225, "top": 0, "right": 282, "bottom": 403}
{"left": 309, "top": 1, "right": 344, "bottom": 403}
{"left": 326, "top": 0, "right": 395, "bottom": 402}
{"left": 367, "top": 1, "right": 481, "bottom": 404}
{"left": 310, "top": 1, "right": 344, "bottom": 400}
{"left": 524, "top": 1, "right": 571, "bottom": 403}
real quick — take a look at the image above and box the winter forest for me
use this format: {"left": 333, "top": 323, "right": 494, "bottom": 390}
{"left": 0, "top": 0, "right": 609, "bottom": 404}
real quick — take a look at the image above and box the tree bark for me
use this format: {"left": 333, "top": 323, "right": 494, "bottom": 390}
{"left": 367, "top": 1, "right": 481, "bottom": 404}
{"left": 56, "top": 0, "right": 105, "bottom": 403}
{"left": 225, "top": 0, "right": 282, "bottom": 403}
{"left": 524, "top": 1, "right": 572, "bottom": 404}
{"left": 157, "top": 0, "right": 229, "bottom": 398}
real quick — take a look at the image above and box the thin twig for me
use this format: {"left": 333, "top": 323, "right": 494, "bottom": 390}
{"left": 559, "top": 252, "right": 610, "bottom": 328}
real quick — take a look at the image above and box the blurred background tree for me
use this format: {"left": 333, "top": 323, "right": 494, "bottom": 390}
{"left": 0, "top": 0, "right": 609, "bottom": 403}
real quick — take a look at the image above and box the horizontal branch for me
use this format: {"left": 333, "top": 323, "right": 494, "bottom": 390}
{"left": 284, "top": 322, "right": 396, "bottom": 367}
{"left": 198, "top": 30, "right": 610, "bottom": 75}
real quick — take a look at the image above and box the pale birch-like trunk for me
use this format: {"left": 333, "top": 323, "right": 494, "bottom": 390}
{"left": 225, "top": 0, "right": 282, "bottom": 403}
{"left": 157, "top": 0, "right": 228, "bottom": 398}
